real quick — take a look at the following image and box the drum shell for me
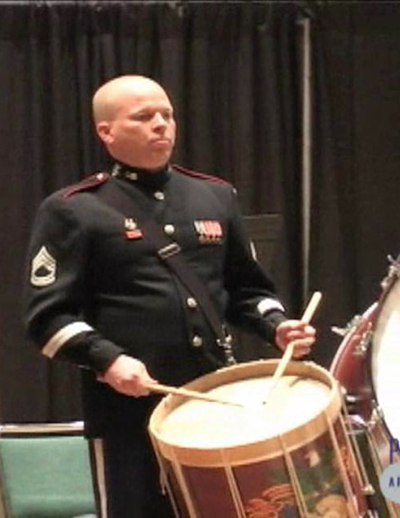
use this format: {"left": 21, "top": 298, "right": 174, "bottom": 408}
{"left": 149, "top": 360, "right": 368, "bottom": 518}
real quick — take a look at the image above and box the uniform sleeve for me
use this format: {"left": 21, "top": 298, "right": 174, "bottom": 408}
{"left": 223, "top": 187, "right": 287, "bottom": 344}
{"left": 24, "top": 195, "right": 124, "bottom": 373}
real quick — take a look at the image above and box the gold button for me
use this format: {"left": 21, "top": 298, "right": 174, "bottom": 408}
{"left": 192, "top": 335, "right": 203, "bottom": 347}
{"left": 187, "top": 297, "right": 197, "bottom": 309}
{"left": 154, "top": 191, "right": 165, "bottom": 201}
{"left": 164, "top": 224, "right": 175, "bottom": 235}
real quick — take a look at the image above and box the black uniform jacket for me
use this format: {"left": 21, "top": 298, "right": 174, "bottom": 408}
{"left": 24, "top": 163, "right": 286, "bottom": 437}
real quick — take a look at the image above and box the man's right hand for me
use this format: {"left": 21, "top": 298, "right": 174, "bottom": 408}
{"left": 99, "top": 355, "right": 157, "bottom": 397}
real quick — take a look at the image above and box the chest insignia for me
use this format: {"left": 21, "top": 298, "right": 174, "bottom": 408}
{"left": 31, "top": 246, "right": 57, "bottom": 287}
{"left": 194, "top": 220, "right": 223, "bottom": 244}
{"left": 125, "top": 218, "right": 143, "bottom": 240}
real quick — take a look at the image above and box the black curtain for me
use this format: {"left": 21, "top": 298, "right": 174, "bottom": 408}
{"left": 310, "top": 4, "right": 400, "bottom": 366}
{"left": 0, "top": 2, "right": 304, "bottom": 422}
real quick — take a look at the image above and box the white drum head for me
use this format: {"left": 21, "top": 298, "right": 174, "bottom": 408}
{"left": 157, "top": 374, "right": 331, "bottom": 449}
{"left": 372, "top": 277, "right": 400, "bottom": 438}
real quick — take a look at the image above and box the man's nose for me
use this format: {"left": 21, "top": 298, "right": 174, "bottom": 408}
{"left": 152, "top": 112, "right": 168, "bottom": 128}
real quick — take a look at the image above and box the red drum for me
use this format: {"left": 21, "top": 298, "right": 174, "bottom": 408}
{"left": 331, "top": 259, "right": 400, "bottom": 517}
{"left": 330, "top": 303, "right": 379, "bottom": 421}
{"left": 149, "top": 360, "right": 369, "bottom": 518}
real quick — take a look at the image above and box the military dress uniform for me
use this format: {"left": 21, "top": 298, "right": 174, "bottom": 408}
{"left": 24, "top": 162, "right": 287, "bottom": 518}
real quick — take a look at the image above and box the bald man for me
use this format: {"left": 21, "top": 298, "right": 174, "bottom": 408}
{"left": 24, "top": 75, "right": 315, "bottom": 518}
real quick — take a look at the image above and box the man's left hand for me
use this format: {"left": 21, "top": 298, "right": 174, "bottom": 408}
{"left": 275, "top": 320, "right": 316, "bottom": 358}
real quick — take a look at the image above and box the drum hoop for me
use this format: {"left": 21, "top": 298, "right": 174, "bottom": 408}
{"left": 368, "top": 268, "right": 400, "bottom": 439}
{"left": 330, "top": 302, "right": 378, "bottom": 376}
{"left": 148, "top": 360, "right": 341, "bottom": 468}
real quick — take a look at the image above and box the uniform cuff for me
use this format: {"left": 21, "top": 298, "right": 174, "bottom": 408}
{"left": 87, "top": 337, "right": 125, "bottom": 373}
{"left": 263, "top": 310, "right": 287, "bottom": 344}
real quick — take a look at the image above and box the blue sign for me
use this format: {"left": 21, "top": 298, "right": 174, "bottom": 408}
{"left": 380, "top": 462, "right": 400, "bottom": 504}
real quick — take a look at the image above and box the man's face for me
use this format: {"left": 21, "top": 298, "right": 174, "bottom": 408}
{"left": 100, "top": 82, "right": 176, "bottom": 170}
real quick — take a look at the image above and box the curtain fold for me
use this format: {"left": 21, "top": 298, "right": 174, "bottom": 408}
{"left": 309, "top": 5, "right": 400, "bottom": 366}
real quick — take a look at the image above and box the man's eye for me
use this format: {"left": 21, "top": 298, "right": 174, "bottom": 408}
{"left": 134, "top": 113, "right": 152, "bottom": 122}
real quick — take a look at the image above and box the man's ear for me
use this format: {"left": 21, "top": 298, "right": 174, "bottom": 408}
{"left": 96, "top": 121, "right": 113, "bottom": 144}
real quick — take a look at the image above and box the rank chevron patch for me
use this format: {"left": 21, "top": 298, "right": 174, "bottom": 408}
{"left": 31, "top": 246, "right": 57, "bottom": 287}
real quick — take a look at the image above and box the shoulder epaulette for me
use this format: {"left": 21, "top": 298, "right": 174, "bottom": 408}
{"left": 171, "top": 164, "right": 229, "bottom": 185}
{"left": 61, "top": 172, "right": 110, "bottom": 199}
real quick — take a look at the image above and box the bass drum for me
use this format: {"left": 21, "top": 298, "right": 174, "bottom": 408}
{"left": 331, "top": 259, "right": 400, "bottom": 517}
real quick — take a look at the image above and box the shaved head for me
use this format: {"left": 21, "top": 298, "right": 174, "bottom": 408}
{"left": 92, "top": 75, "right": 169, "bottom": 125}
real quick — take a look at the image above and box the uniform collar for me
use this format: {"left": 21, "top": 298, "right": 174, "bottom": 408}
{"left": 111, "top": 162, "right": 171, "bottom": 190}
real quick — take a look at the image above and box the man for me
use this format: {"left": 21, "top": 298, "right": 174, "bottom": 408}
{"left": 24, "top": 75, "right": 316, "bottom": 518}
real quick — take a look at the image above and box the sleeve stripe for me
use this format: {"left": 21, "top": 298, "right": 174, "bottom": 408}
{"left": 42, "top": 322, "right": 94, "bottom": 358}
{"left": 257, "top": 298, "right": 285, "bottom": 316}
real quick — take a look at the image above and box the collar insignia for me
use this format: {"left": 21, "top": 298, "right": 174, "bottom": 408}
{"left": 194, "top": 220, "right": 223, "bottom": 244}
{"left": 125, "top": 218, "right": 142, "bottom": 239}
{"left": 111, "top": 163, "right": 121, "bottom": 177}
{"left": 31, "top": 246, "right": 57, "bottom": 287}
{"left": 112, "top": 163, "right": 138, "bottom": 181}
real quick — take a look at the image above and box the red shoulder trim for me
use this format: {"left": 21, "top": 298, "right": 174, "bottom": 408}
{"left": 171, "top": 164, "right": 228, "bottom": 185}
{"left": 61, "top": 172, "right": 110, "bottom": 199}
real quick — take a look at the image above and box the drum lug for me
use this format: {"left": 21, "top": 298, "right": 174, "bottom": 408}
{"left": 332, "top": 315, "right": 362, "bottom": 337}
{"left": 343, "top": 392, "right": 369, "bottom": 415}
{"left": 381, "top": 254, "right": 400, "bottom": 289}
{"left": 345, "top": 412, "right": 368, "bottom": 429}
{"left": 331, "top": 325, "right": 349, "bottom": 337}
{"left": 354, "top": 329, "right": 373, "bottom": 356}
{"left": 331, "top": 315, "right": 373, "bottom": 357}
{"left": 331, "top": 315, "right": 362, "bottom": 337}
{"left": 368, "top": 406, "right": 384, "bottom": 427}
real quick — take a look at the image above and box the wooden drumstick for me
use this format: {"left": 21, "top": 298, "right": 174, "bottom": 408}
{"left": 147, "top": 382, "right": 245, "bottom": 407}
{"left": 263, "top": 291, "right": 322, "bottom": 405}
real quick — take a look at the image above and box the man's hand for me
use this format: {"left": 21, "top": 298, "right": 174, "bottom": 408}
{"left": 275, "top": 320, "right": 316, "bottom": 358}
{"left": 99, "top": 355, "right": 157, "bottom": 397}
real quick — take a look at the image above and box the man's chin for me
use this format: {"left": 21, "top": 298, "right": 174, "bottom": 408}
{"left": 148, "top": 151, "right": 173, "bottom": 169}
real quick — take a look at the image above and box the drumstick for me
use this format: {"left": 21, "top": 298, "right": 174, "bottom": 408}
{"left": 147, "top": 382, "right": 245, "bottom": 407}
{"left": 263, "top": 291, "right": 322, "bottom": 405}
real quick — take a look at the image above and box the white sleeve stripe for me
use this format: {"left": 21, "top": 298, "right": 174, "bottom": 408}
{"left": 42, "top": 322, "right": 94, "bottom": 358}
{"left": 257, "top": 298, "right": 285, "bottom": 316}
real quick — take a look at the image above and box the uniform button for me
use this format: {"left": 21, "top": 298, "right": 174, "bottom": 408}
{"left": 192, "top": 335, "right": 203, "bottom": 347}
{"left": 187, "top": 297, "right": 197, "bottom": 309}
{"left": 126, "top": 172, "right": 138, "bottom": 181}
{"left": 154, "top": 191, "right": 165, "bottom": 201}
{"left": 164, "top": 224, "right": 175, "bottom": 235}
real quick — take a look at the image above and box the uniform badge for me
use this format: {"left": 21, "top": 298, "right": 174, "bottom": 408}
{"left": 194, "top": 220, "right": 223, "bottom": 244}
{"left": 125, "top": 218, "right": 142, "bottom": 240}
{"left": 31, "top": 246, "right": 57, "bottom": 287}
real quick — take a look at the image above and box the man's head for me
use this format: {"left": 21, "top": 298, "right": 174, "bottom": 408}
{"left": 93, "top": 75, "right": 176, "bottom": 170}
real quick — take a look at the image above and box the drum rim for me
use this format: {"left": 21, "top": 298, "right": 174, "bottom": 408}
{"left": 330, "top": 302, "right": 378, "bottom": 376}
{"left": 370, "top": 275, "right": 400, "bottom": 441}
{"left": 148, "top": 360, "right": 342, "bottom": 467}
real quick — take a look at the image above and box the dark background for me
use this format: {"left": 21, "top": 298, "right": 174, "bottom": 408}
{"left": 1, "top": 1, "right": 400, "bottom": 423}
